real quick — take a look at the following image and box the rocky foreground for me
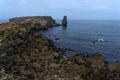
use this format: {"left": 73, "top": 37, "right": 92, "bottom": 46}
{"left": 0, "top": 17, "right": 120, "bottom": 80}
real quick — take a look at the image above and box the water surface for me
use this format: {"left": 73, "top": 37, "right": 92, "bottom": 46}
{"left": 39, "top": 20, "right": 120, "bottom": 63}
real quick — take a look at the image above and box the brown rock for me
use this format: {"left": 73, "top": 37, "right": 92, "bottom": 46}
{"left": 18, "top": 66, "right": 32, "bottom": 76}
{"left": 74, "top": 75, "right": 84, "bottom": 80}
{"left": 50, "top": 63, "right": 58, "bottom": 69}
{"left": 86, "top": 52, "right": 105, "bottom": 70}
{"left": 21, "top": 70, "right": 32, "bottom": 76}
{"left": 79, "top": 65, "right": 88, "bottom": 76}
{"left": 109, "top": 63, "right": 120, "bottom": 72}
{"left": 31, "top": 62, "right": 41, "bottom": 69}
{"left": 45, "top": 51, "right": 55, "bottom": 60}
{"left": 9, "top": 16, "right": 56, "bottom": 29}
{"left": 68, "top": 54, "right": 83, "bottom": 65}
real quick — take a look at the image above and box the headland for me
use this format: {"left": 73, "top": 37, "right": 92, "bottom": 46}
{"left": 0, "top": 16, "right": 119, "bottom": 80}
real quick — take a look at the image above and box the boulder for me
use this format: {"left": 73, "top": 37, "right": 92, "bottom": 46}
{"left": 68, "top": 54, "right": 83, "bottom": 65}
{"left": 74, "top": 75, "right": 84, "bottom": 80}
{"left": 109, "top": 63, "right": 120, "bottom": 72}
{"left": 86, "top": 52, "right": 106, "bottom": 70}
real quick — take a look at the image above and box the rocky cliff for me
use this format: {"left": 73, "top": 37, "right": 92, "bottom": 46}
{"left": 9, "top": 16, "right": 56, "bottom": 30}
{"left": 0, "top": 17, "right": 119, "bottom": 80}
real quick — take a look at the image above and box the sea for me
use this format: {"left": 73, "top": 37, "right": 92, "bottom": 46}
{"left": 39, "top": 20, "right": 120, "bottom": 63}
{"left": 0, "top": 19, "right": 9, "bottom": 23}
{"left": 1, "top": 19, "right": 120, "bottom": 63}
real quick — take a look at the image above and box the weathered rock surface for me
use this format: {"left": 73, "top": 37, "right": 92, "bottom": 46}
{"left": 9, "top": 16, "right": 57, "bottom": 30}
{"left": 62, "top": 16, "right": 67, "bottom": 26}
{"left": 86, "top": 52, "right": 106, "bottom": 70}
{"left": 0, "top": 19, "right": 120, "bottom": 80}
{"left": 109, "top": 63, "right": 120, "bottom": 72}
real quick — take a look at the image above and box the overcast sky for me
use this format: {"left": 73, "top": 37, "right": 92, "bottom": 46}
{"left": 0, "top": 0, "right": 120, "bottom": 20}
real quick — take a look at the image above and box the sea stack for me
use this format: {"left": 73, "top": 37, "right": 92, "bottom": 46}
{"left": 62, "top": 16, "right": 67, "bottom": 26}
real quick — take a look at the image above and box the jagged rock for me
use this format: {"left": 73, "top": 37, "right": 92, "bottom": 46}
{"left": 109, "top": 63, "right": 120, "bottom": 72}
{"left": 86, "top": 52, "right": 106, "bottom": 70}
{"left": 74, "top": 75, "right": 84, "bottom": 80}
{"left": 62, "top": 16, "right": 67, "bottom": 26}
{"left": 9, "top": 16, "right": 57, "bottom": 30}
{"left": 68, "top": 54, "right": 83, "bottom": 65}
{"left": 61, "top": 60, "right": 88, "bottom": 78}
{"left": 49, "top": 63, "right": 60, "bottom": 70}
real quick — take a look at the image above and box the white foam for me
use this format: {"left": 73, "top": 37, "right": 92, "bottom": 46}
{"left": 97, "top": 38, "right": 104, "bottom": 42}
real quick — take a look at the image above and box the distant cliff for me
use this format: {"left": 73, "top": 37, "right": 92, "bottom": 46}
{"left": 9, "top": 16, "right": 56, "bottom": 30}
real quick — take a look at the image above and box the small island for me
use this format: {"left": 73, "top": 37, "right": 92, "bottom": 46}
{"left": 0, "top": 16, "right": 119, "bottom": 80}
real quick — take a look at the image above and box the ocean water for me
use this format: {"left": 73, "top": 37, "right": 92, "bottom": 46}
{"left": 39, "top": 20, "right": 120, "bottom": 63}
{"left": 0, "top": 19, "right": 9, "bottom": 23}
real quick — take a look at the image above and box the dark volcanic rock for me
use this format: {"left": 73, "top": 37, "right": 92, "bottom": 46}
{"left": 55, "top": 38, "right": 59, "bottom": 40}
{"left": 62, "top": 16, "right": 67, "bottom": 26}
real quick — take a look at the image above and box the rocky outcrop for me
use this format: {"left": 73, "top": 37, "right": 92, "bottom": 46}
{"left": 62, "top": 16, "right": 67, "bottom": 26}
{"left": 9, "top": 16, "right": 57, "bottom": 30}
{"left": 109, "top": 63, "right": 120, "bottom": 72}
{"left": 0, "top": 21, "right": 120, "bottom": 80}
{"left": 86, "top": 52, "right": 106, "bottom": 70}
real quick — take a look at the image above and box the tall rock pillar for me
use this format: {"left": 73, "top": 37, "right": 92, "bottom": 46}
{"left": 62, "top": 16, "right": 67, "bottom": 26}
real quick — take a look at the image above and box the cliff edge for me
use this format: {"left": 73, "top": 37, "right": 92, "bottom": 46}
{"left": 9, "top": 16, "right": 56, "bottom": 30}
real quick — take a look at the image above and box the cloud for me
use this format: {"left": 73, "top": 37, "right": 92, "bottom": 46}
{"left": 0, "top": 0, "right": 117, "bottom": 11}
{"left": 0, "top": 0, "right": 120, "bottom": 19}
{"left": 42, "top": 0, "right": 110, "bottom": 10}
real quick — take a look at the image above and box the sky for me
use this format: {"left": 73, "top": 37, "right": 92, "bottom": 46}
{"left": 0, "top": 0, "right": 120, "bottom": 20}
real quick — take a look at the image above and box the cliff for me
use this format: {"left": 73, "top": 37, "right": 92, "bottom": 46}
{"left": 0, "top": 17, "right": 119, "bottom": 80}
{"left": 9, "top": 16, "right": 56, "bottom": 30}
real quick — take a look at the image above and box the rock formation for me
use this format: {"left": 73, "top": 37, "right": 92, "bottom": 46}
{"left": 9, "top": 16, "right": 57, "bottom": 30}
{"left": 62, "top": 16, "right": 67, "bottom": 26}
{"left": 0, "top": 17, "right": 119, "bottom": 80}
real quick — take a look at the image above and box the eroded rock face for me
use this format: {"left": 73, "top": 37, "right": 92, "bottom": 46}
{"left": 0, "top": 22, "right": 62, "bottom": 79}
{"left": 67, "top": 54, "right": 83, "bottom": 65}
{"left": 109, "top": 63, "right": 120, "bottom": 72}
{"left": 9, "top": 16, "right": 56, "bottom": 30}
{"left": 86, "top": 52, "right": 106, "bottom": 70}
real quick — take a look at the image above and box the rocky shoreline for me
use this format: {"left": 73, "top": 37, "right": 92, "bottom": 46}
{"left": 0, "top": 16, "right": 120, "bottom": 80}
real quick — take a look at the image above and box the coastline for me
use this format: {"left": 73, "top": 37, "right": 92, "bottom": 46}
{"left": 0, "top": 16, "right": 120, "bottom": 80}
